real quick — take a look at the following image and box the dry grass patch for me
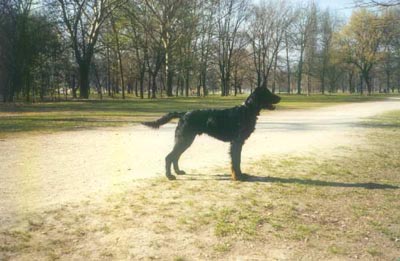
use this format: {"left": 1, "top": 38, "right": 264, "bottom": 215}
{"left": 1, "top": 112, "right": 400, "bottom": 260}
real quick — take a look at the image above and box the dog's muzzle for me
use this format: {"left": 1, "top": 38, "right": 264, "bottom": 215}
{"left": 266, "top": 104, "right": 276, "bottom": 110}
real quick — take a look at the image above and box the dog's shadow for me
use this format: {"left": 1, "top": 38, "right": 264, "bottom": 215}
{"left": 184, "top": 173, "right": 399, "bottom": 190}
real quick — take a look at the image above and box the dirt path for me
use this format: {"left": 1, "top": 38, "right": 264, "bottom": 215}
{"left": 1, "top": 98, "right": 399, "bottom": 227}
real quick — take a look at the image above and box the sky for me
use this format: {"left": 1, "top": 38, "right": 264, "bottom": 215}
{"left": 291, "top": 0, "right": 356, "bottom": 18}
{"left": 315, "top": 0, "right": 355, "bottom": 16}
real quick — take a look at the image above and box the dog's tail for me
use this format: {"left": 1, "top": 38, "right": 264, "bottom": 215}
{"left": 141, "top": 112, "right": 185, "bottom": 129}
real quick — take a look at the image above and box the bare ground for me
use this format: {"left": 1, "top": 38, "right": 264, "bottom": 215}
{"left": 1, "top": 99, "right": 400, "bottom": 260}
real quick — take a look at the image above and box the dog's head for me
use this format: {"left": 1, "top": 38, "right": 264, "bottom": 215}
{"left": 245, "top": 87, "right": 281, "bottom": 110}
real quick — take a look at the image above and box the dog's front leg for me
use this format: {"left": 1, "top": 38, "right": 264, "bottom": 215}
{"left": 230, "top": 141, "right": 244, "bottom": 181}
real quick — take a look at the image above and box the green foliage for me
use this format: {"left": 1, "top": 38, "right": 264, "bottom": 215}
{"left": 337, "top": 9, "right": 381, "bottom": 66}
{"left": 335, "top": 9, "right": 386, "bottom": 94}
{"left": 0, "top": 2, "right": 63, "bottom": 102}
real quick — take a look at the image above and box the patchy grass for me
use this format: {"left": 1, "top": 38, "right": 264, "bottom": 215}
{"left": 0, "top": 96, "right": 243, "bottom": 137}
{"left": 0, "top": 111, "right": 399, "bottom": 260}
{"left": 360, "top": 109, "right": 400, "bottom": 129}
{"left": 278, "top": 93, "right": 395, "bottom": 110}
{"left": 0, "top": 94, "right": 395, "bottom": 137}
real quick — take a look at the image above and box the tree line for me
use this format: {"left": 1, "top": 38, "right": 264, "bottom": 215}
{"left": 1, "top": 0, "right": 400, "bottom": 102}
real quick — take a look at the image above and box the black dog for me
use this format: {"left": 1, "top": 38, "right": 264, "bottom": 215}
{"left": 142, "top": 87, "right": 281, "bottom": 180}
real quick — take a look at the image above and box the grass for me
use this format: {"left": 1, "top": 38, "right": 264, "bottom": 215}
{"left": 360, "top": 109, "right": 400, "bottom": 129}
{"left": 0, "top": 93, "right": 397, "bottom": 137}
{"left": 1, "top": 110, "right": 399, "bottom": 260}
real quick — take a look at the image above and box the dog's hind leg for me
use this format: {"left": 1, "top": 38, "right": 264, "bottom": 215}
{"left": 230, "top": 140, "right": 244, "bottom": 181}
{"left": 173, "top": 157, "right": 186, "bottom": 175}
{"left": 166, "top": 133, "right": 196, "bottom": 179}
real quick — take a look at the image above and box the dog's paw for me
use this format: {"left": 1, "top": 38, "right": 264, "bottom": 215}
{"left": 237, "top": 173, "right": 252, "bottom": 181}
{"left": 176, "top": 170, "right": 186, "bottom": 175}
{"left": 166, "top": 174, "right": 176, "bottom": 180}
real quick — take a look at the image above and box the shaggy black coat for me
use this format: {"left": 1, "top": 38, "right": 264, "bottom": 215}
{"left": 142, "top": 87, "right": 281, "bottom": 180}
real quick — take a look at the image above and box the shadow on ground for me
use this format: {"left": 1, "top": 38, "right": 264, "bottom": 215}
{"left": 182, "top": 173, "right": 399, "bottom": 190}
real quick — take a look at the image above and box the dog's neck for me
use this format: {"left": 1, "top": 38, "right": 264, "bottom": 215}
{"left": 243, "top": 93, "right": 262, "bottom": 116}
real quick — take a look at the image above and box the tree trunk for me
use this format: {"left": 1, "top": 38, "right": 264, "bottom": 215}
{"left": 106, "top": 47, "right": 112, "bottom": 97}
{"left": 221, "top": 73, "right": 230, "bottom": 97}
{"left": 71, "top": 74, "right": 77, "bottom": 99}
{"left": 166, "top": 68, "right": 174, "bottom": 97}
{"left": 151, "top": 76, "right": 157, "bottom": 99}
{"left": 197, "top": 83, "right": 201, "bottom": 97}
{"left": 139, "top": 73, "right": 144, "bottom": 99}
{"left": 176, "top": 77, "right": 180, "bottom": 97}
{"left": 79, "top": 62, "right": 90, "bottom": 99}
{"left": 385, "top": 70, "right": 390, "bottom": 93}
{"left": 134, "top": 80, "right": 138, "bottom": 97}
{"left": 147, "top": 71, "right": 151, "bottom": 99}
{"left": 233, "top": 67, "right": 238, "bottom": 96}
{"left": 365, "top": 74, "right": 372, "bottom": 95}
{"left": 25, "top": 75, "right": 30, "bottom": 102}
{"left": 94, "top": 64, "right": 103, "bottom": 99}
{"left": 113, "top": 29, "right": 125, "bottom": 99}
{"left": 185, "top": 70, "right": 190, "bottom": 97}
{"left": 180, "top": 75, "right": 184, "bottom": 96}
{"left": 272, "top": 52, "right": 278, "bottom": 94}
{"left": 197, "top": 73, "right": 202, "bottom": 97}
{"left": 202, "top": 70, "right": 208, "bottom": 96}
{"left": 225, "top": 73, "right": 230, "bottom": 96}
{"left": 151, "top": 74, "right": 157, "bottom": 99}
{"left": 348, "top": 71, "right": 354, "bottom": 94}
{"left": 286, "top": 52, "right": 291, "bottom": 94}
{"left": 297, "top": 43, "right": 305, "bottom": 95}
{"left": 139, "top": 63, "right": 145, "bottom": 99}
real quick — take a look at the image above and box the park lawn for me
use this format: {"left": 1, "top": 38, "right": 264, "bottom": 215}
{"left": 0, "top": 111, "right": 399, "bottom": 260}
{"left": 0, "top": 93, "right": 396, "bottom": 138}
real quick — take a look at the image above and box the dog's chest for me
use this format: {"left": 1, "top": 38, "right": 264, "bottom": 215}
{"left": 200, "top": 106, "right": 258, "bottom": 142}
{"left": 237, "top": 114, "right": 257, "bottom": 140}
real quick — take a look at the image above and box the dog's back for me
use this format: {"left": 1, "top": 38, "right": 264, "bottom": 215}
{"left": 141, "top": 87, "right": 281, "bottom": 180}
{"left": 179, "top": 106, "right": 256, "bottom": 142}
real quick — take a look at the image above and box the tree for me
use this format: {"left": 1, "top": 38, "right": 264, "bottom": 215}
{"left": 284, "top": 30, "right": 294, "bottom": 94}
{"left": 0, "top": 0, "right": 17, "bottom": 101}
{"left": 176, "top": 0, "right": 200, "bottom": 97}
{"left": 337, "top": 9, "right": 382, "bottom": 95}
{"left": 144, "top": 0, "right": 191, "bottom": 97}
{"left": 248, "top": 0, "right": 294, "bottom": 90}
{"left": 4, "top": 0, "right": 400, "bottom": 101}
{"left": 354, "top": 0, "right": 400, "bottom": 7}
{"left": 110, "top": 12, "right": 127, "bottom": 99}
{"left": 125, "top": 1, "right": 150, "bottom": 99}
{"left": 380, "top": 7, "right": 400, "bottom": 92}
{"left": 216, "top": 0, "right": 248, "bottom": 96}
{"left": 0, "top": 0, "right": 62, "bottom": 102}
{"left": 317, "top": 9, "right": 341, "bottom": 94}
{"left": 52, "top": 0, "right": 123, "bottom": 99}
{"left": 292, "top": 1, "right": 318, "bottom": 95}
{"left": 302, "top": 2, "right": 318, "bottom": 95}
{"left": 326, "top": 47, "right": 345, "bottom": 93}
{"left": 195, "top": 0, "right": 215, "bottom": 96}
{"left": 231, "top": 34, "right": 249, "bottom": 95}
